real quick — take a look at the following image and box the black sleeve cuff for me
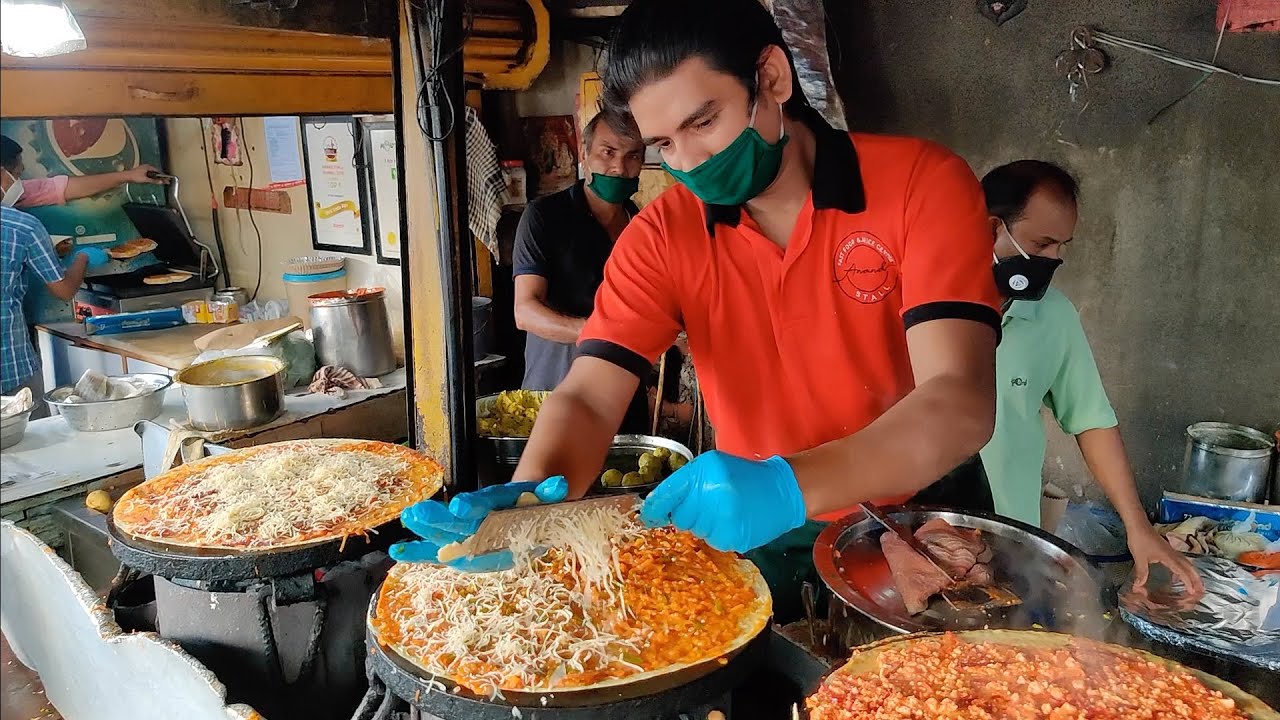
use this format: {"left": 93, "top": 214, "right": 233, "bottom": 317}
{"left": 903, "top": 301, "right": 1002, "bottom": 335}
{"left": 576, "top": 339, "right": 652, "bottom": 378}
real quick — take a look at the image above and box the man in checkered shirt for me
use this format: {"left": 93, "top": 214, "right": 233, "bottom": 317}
{"left": 1, "top": 197, "right": 88, "bottom": 418}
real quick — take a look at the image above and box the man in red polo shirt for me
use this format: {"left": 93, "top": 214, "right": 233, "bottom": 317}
{"left": 394, "top": 0, "right": 1001, "bottom": 612}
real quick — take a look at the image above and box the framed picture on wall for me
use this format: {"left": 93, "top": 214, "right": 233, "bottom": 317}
{"left": 301, "top": 116, "right": 371, "bottom": 254}
{"left": 522, "top": 115, "right": 579, "bottom": 197}
{"left": 361, "top": 120, "right": 402, "bottom": 265}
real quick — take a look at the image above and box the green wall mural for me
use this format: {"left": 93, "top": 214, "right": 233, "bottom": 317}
{"left": 1, "top": 117, "right": 165, "bottom": 323}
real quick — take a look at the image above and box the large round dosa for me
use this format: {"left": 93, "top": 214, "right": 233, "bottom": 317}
{"left": 822, "top": 629, "right": 1277, "bottom": 720}
{"left": 371, "top": 555, "right": 773, "bottom": 695}
{"left": 112, "top": 439, "right": 443, "bottom": 551}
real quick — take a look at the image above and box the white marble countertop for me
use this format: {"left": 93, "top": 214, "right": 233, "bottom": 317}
{"left": 1, "top": 368, "right": 407, "bottom": 505}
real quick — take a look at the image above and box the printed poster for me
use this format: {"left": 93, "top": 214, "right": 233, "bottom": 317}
{"left": 366, "top": 125, "right": 400, "bottom": 264}
{"left": 301, "top": 117, "right": 368, "bottom": 253}
{"left": 263, "top": 116, "right": 305, "bottom": 189}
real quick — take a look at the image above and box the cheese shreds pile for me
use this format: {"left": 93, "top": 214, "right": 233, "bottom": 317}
{"left": 377, "top": 505, "right": 654, "bottom": 697}
{"left": 129, "top": 444, "right": 411, "bottom": 547}
{"left": 504, "top": 504, "right": 642, "bottom": 613}
{"left": 806, "top": 633, "right": 1250, "bottom": 720}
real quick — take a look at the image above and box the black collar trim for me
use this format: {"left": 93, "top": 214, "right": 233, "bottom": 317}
{"left": 703, "top": 107, "right": 867, "bottom": 232}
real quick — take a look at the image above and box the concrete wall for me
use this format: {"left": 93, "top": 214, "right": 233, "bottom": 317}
{"left": 165, "top": 117, "right": 406, "bottom": 359}
{"left": 827, "top": 1, "right": 1280, "bottom": 505}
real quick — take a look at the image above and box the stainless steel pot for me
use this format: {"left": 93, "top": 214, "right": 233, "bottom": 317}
{"left": 44, "top": 374, "right": 172, "bottom": 432}
{"left": 1178, "top": 422, "right": 1275, "bottom": 503}
{"left": 213, "top": 286, "right": 250, "bottom": 307}
{"left": 309, "top": 288, "right": 396, "bottom": 377}
{"left": 177, "top": 355, "right": 285, "bottom": 432}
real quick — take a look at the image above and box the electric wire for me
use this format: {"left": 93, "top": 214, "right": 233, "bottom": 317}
{"left": 1092, "top": 29, "right": 1280, "bottom": 87}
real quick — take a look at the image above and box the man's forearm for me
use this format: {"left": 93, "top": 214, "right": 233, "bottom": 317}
{"left": 63, "top": 172, "right": 131, "bottom": 201}
{"left": 513, "top": 388, "right": 621, "bottom": 497}
{"left": 514, "top": 301, "right": 585, "bottom": 345}
{"left": 1076, "top": 426, "right": 1148, "bottom": 526}
{"left": 786, "top": 374, "right": 995, "bottom": 516}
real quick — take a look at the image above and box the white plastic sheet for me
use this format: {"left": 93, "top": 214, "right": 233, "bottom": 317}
{"left": 0, "top": 521, "right": 260, "bottom": 720}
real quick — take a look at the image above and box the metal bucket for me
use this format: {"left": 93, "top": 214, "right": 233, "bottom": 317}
{"left": 1178, "top": 422, "right": 1275, "bottom": 503}
{"left": 309, "top": 288, "right": 396, "bottom": 378}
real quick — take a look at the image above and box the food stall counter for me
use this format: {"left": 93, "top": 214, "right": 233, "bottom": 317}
{"left": 1, "top": 369, "right": 409, "bottom": 549}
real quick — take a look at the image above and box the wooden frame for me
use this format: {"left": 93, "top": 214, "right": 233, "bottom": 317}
{"left": 0, "top": 17, "right": 394, "bottom": 118}
{"left": 300, "top": 115, "right": 372, "bottom": 255}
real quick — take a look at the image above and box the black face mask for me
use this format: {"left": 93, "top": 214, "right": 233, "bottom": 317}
{"left": 992, "top": 225, "right": 1062, "bottom": 301}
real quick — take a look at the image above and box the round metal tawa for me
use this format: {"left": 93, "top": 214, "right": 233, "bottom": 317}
{"left": 365, "top": 610, "right": 769, "bottom": 719}
{"left": 107, "top": 515, "right": 409, "bottom": 582}
{"left": 815, "top": 506, "right": 1104, "bottom": 635}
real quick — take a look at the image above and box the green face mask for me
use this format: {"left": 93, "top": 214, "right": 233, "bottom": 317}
{"left": 587, "top": 173, "right": 639, "bottom": 204}
{"left": 662, "top": 98, "right": 789, "bottom": 206}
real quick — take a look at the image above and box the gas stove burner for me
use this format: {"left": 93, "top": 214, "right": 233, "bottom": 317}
{"left": 358, "top": 610, "right": 770, "bottom": 720}
{"left": 106, "top": 514, "right": 411, "bottom": 583}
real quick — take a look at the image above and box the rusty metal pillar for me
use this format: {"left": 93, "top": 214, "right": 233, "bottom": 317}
{"left": 395, "top": 0, "right": 476, "bottom": 492}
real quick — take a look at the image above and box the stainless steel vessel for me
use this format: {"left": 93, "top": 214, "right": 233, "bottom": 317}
{"left": 309, "top": 288, "right": 396, "bottom": 378}
{"left": 1178, "top": 422, "right": 1275, "bottom": 503}
{"left": 212, "top": 286, "right": 250, "bottom": 307}
{"left": 44, "top": 374, "right": 172, "bottom": 432}
{"left": 176, "top": 355, "right": 284, "bottom": 432}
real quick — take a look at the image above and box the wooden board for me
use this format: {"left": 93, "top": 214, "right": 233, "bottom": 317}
{"left": 37, "top": 322, "right": 235, "bottom": 371}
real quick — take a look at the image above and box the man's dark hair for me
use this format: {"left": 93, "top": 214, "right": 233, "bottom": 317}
{"left": 581, "top": 110, "right": 641, "bottom": 153}
{"left": 600, "top": 0, "right": 811, "bottom": 123}
{"left": 0, "top": 135, "right": 22, "bottom": 171}
{"left": 982, "top": 160, "right": 1079, "bottom": 224}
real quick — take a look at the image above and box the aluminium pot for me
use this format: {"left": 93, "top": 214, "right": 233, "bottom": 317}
{"left": 1177, "top": 422, "right": 1275, "bottom": 504}
{"left": 309, "top": 288, "right": 396, "bottom": 378}
{"left": 176, "top": 355, "right": 285, "bottom": 432}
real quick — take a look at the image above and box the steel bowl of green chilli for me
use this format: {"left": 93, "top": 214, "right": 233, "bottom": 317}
{"left": 593, "top": 434, "right": 694, "bottom": 496}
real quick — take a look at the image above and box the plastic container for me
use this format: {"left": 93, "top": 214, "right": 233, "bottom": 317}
{"left": 284, "top": 268, "right": 347, "bottom": 329}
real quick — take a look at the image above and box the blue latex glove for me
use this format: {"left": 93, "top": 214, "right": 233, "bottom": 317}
{"left": 64, "top": 247, "right": 109, "bottom": 268}
{"left": 640, "top": 452, "right": 806, "bottom": 553}
{"left": 389, "top": 476, "right": 569, "bottom": 572}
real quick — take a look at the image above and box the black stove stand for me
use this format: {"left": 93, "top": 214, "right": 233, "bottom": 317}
{"left": 353, "top": 625, "right": 819, "bottom": 720}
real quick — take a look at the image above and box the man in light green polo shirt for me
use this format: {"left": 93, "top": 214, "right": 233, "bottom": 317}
{"left": 979, "top": 160, "right": 1202, "bottom": 594}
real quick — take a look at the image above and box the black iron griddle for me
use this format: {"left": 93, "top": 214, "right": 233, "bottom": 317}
{"left": 361, "top": 607, "right": 771, "bottom": 720}
{"left": 106, "top": 514, "right": 412, "bottom": 583}
{"left": 85, "top": 263, "right": 209, "bottom": 299}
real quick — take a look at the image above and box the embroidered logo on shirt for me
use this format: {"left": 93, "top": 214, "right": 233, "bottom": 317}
{"left": 833, "top": 231, "right": 899, "bottom": 304}
{"left": 1011, "top": 377, "right": 1028, "bottom": 387}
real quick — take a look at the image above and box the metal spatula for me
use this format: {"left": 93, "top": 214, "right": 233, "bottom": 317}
{"left": 467, "top": 494, "right": 640, "bottom": 558}
{"left": 861, "top": 503, "right": 1021, "bottom": 613}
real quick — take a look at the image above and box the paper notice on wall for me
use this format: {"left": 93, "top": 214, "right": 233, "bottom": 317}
{"left": 263, "top": 116, "right": 305, "bottom": 189}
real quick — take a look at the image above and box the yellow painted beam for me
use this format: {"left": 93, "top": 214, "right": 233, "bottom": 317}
{"left": 481, "top": 0, "right": 550, "bottom": 91}
{"left": 398, "top": 0, "right": 453, "bottom": 477}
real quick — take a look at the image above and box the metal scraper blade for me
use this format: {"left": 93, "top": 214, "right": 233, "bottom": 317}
{"left": 467, "top": 494, "right": 640, "bottom": 558}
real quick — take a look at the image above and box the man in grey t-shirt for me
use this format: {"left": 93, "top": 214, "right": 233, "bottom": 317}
{"left": 512, "top": 113, "right": 643, "bottom": 390}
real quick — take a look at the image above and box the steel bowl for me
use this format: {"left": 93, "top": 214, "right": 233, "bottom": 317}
{"left": 1, "top": 408, "right": 32, "bottom": 449}
{"left": 475, "top": 391, "right": 550, "bottom": 465}
{"left": 44, "top": 374, "right": 172, "bottom": 432}
{"left": 177, "top": 355, "right": 285, "bottom": 432}
{"left": 593, "top": 434, "right": 695, "bottom": 495}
